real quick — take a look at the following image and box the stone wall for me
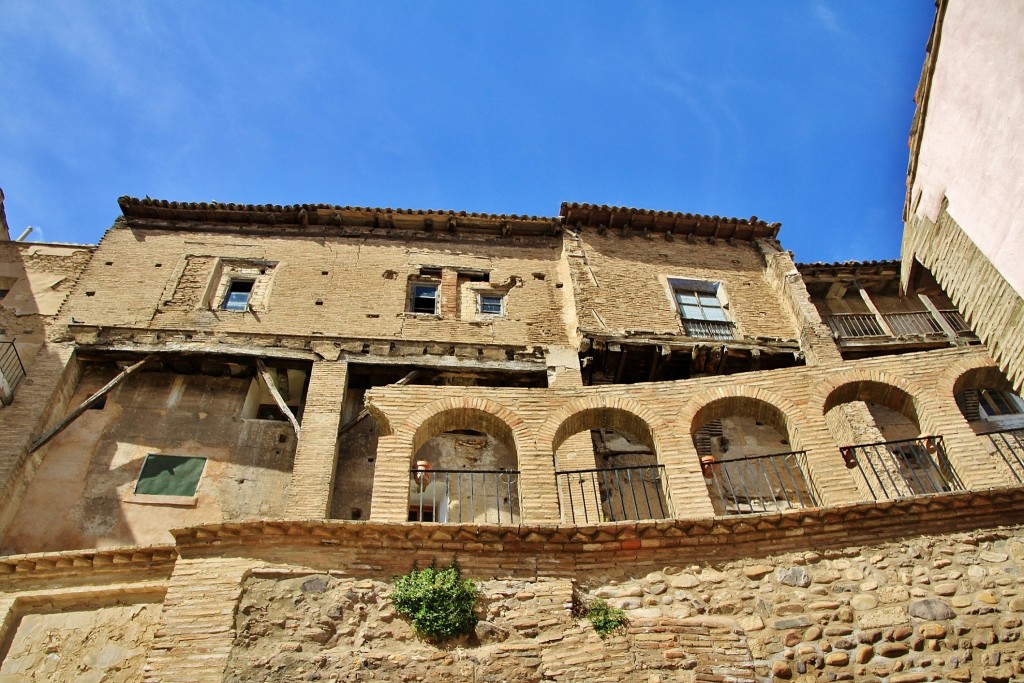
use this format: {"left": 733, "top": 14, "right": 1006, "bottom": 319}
{"left": 209, "top": 519, "right": 1024, "bottom": 682}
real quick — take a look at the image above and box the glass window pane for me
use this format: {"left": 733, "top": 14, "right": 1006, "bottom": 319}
{"left": 480, "top": 296, "right": 502, "bottom": 314}
{"left": 414, "top": 285, "right": 437, "bottom": 299}
{"left": 676, "top": 291, "right": 699, "bottom": 305}
{"left": 681, "top": 304, "right": 703, "bottom": 319}
{"left": 703, "top": 307, "right": 728, "bottom": 322}
{"left": 698, "top": 293, "right": 720, "bottom": 306}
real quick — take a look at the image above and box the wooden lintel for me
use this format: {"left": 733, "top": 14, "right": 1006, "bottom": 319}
{"left": 29, "top": 356, "right": 154, "bottom": 454}
{"left": 257, "top": 359, "right": 301, "bottom": 437}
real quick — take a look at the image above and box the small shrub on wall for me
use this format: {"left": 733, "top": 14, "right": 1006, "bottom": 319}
{"left": 391, "top": 559, "right": 479, "bottom": 641}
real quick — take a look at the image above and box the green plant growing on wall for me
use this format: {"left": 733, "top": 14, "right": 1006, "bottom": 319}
{"left": 391, "top": 558, "right": 479, "bottom": 641}
{"left": 585, "top": 598, "right": 628, "bottom": 639}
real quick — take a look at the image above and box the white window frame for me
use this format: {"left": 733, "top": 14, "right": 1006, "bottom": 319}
{"left": 478, "top": 292, "right": 504, "bottom": 316}
{"left": 221, "top": 279, "right": 255, "bottom": 311}
{"left": 409, "top": 282, "right": 440, "bottom": 315}
{"left": 668, "top": 278, "right": 733, "bottom": 340}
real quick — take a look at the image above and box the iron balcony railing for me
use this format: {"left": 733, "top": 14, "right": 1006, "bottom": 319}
{"left": 0, "top": 341, "right": 25, "bottom": 406}
{"left": 409, "top": 468, "right": 520, "bottom": 524}
{"left": 701, "top": 450, "right": 816, "bottom": 515}
{"left": 555, "top": 465, "right": 670, "bottom": 524}
{"left": 939, "top": 309, "right": 975, "bottom": 336}
{"left": 824, "top": 313, "right": 885, "bottom": 338}
{"left": 682, "top": 319, "right": 734, "bottom": 341}
{"left": 983, "top": 428, "right": 1024, "bottom": 484}
{"left": 882, "top": 311, "right": 944, "bottom": 336}
{"left": 841, "top": 436, "right": 962, "bottom": 500}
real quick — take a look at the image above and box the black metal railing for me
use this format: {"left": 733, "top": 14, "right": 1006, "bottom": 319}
{"left": 842, "top": 436, "right": 962, "bottom": 499}
{"left": 0, "top": 341, "right": 25, "bottom": 406}
{"left": 408, "top": 468, "right": 520, "bottom": 524}
{"left": 824, "top": 313, "right": 885, "bottom": 338}
{"left": 556, "top": 465, "right": 670, "bottom": 524}
{"left": 701, "top": 450, "right": 816, "bottom": 515}
{"left": 682, "top": 319, "right": 734, "bottom": 341}
{"left": 983, "top": 428, "right": 1024, "bottom": 484}
{"left": 883, "top": 311, "right": 944, "bottom": 336}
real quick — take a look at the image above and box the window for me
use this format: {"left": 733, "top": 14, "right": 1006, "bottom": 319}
{"left": 670, "top": 279, "right": 733, "bottom": 340}
{"left": 221, "top": 279, "right": 254, "bottom": 311}
{"left": 410, "top": 283, "right": 439, "bottom": 314}
{"left": 134, "top": 454, "right": 206, "bottom": 497}
{"left": 479, "top": 293, "right": 503, "bottom": 315}
{"left": 979, "top": 389, "right": 1023, "bottom": 417}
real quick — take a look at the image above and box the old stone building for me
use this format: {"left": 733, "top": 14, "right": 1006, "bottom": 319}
{"left": 0, "top": 188, "right": 1022, "bottom": 683}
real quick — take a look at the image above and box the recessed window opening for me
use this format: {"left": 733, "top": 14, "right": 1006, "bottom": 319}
{"left": 670, "top": 279, "right": 732, "bottom": 340}
{"left": 480, "top": 294, "right": 503, "bottom": 315}
{"left": 134, "top": 454, "right": 206, "bottom": 496}
{"left": 222, "top": 280, "right": 254, "bottom": 311}
{"left": 411, "top": 283, "right": 439, "bottom": 314}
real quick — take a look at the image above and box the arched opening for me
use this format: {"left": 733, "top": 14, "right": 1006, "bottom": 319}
{"left": 408, "top": 408, "right": 520, "bottom": 524}
{"left": 954, "top": 366, "right": 1024, "bottom": 483}
{"left": 823, "top": 380, "right": 961, "bottom": 499}
{"left": 552, "top": 407, "right": 670, "bottom": 524}
{"left": 691, "top": 397, "right": 815, "bottom": 515}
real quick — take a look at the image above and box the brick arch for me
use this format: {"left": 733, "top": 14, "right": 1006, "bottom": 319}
{"left": 539, "top": 395, "right": 667, "bottom": 460}
{"left": 817, "top": 370, "right": 929, "bottom": 432}
{"left": 943, "top": 355, "right": 1013, "bottom": 397}
{"left": 395, "top": 397, "right": 531, "bottom": 462}
{"left": 681, "top": 385, "right": 805, "bottom": 451}
{"left": 364, "top": 402, "right": 393, "bottom": 437}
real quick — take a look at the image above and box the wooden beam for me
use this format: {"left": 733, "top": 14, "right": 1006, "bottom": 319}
{"left": 257, "top": 359, "right": 301, "bottom": 437}
{"left": 29, "top": 356, "right": 153, "bottom": 454}
{"left": 338, "top": 370, "right": 420, "bottom": 435}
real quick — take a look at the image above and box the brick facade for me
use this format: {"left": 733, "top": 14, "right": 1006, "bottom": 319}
{"left": 0, "top": 198, "right": 1021, "bottom": 681}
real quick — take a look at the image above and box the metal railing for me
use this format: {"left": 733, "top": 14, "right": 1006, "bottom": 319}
{"left": 701, "top": 450, "right": 816, "bottom": 515}
{"left": 824, "top": 313, "right": 885, "bottom": 338}
{"left": 939, "top": 309, "right": 975, "bottom": 336}
{"left": 0, "top": 341, "right": 25, "bottom": 407}
{"left": 842, "top": 436, "right": 962, "bottom": 500}
{"left": 409, "top": 468, "right": 520, "bottom": 524}
{"left": 983, "top": 428, "right": 1024, "bottom": 484}
{"left": 883, "top": 311, "right": 944, "bottom": 336}
{"left": 682, "top": 319, "right": 734, "bottom": 341}
{"left": 556, "top": 465, "right": 670, "bottom": 524}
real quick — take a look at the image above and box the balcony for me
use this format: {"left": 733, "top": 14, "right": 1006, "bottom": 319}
{"left": 841, "top": 436, "right": 963, "bottom": 500}
{"left": 0, "top": 341, "right": 25, "bottom": 406}
{"left": 556, "top": 464, "right": 671, "bottom": 524}
{"left": 822, "top": 309, "right": 977, "bottom": 358}
{"left": 409, "top": 468, "right": 521, "bottom": 524}
{"left": 701, "top": 450, "right": 817, "bottom": 515}
{"left": 982, "top": 428, "right": 1024, "bottom": 484}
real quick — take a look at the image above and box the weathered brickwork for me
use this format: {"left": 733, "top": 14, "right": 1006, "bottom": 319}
{"left": 0, "top": 196, "right": 1020, "bottom": 682}
{"left": 903, "top": 209, "right": 1024, "bottom": 393}
{"left": 568, "top": 231, "right": 801, "bottom": 343}
{"left": 61, "top": 226, "right": 573, "bottom": 350}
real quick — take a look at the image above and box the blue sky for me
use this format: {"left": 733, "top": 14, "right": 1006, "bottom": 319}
{"left": 0, "top": 1, "right": 934, "bottom": 262}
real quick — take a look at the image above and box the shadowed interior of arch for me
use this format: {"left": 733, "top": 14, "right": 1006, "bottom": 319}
{"left": 407, "top": 408, "right": 521, "bottom": 525}
{"left": 551, "top": 407, "right": 670, "bottom": 524}
{"left": 690, "top": 396, "right": 815, "bottom": 515}
{"left": 823, "top": 380, "right": 961, "bottom": 500}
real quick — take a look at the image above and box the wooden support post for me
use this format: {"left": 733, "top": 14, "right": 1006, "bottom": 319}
{"left": 29, "top": 355, "right": 153, "bottom": 454}
{"left": 338, "top": 370, "right": 420, "bottom": 435}
{"left": 256, "top": 359, "right": 301, "bottom": 437}
{"left": 856, "top": 284, "right": 896, "bottom": 337}
{"left": 918, "top": 293, "right": 963, "bottom": 346}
